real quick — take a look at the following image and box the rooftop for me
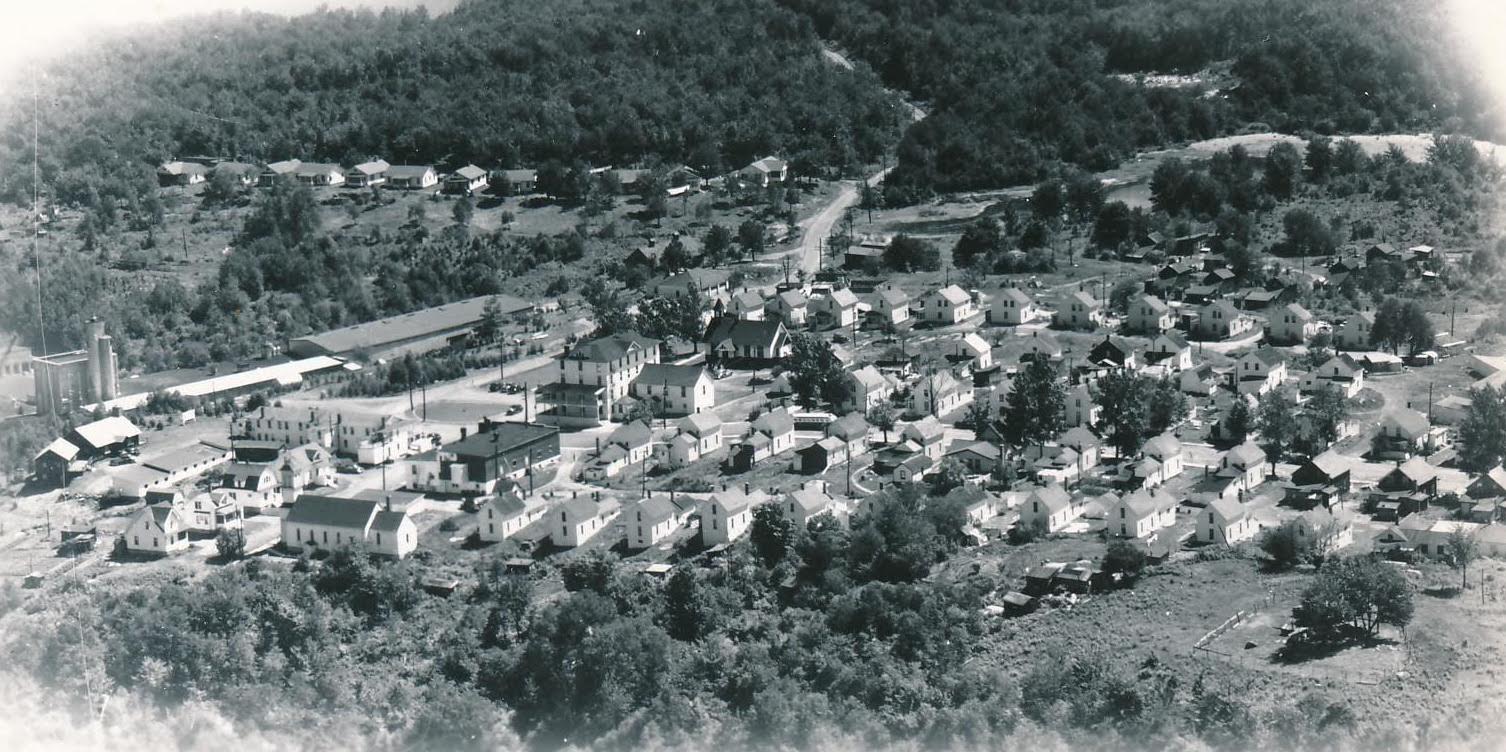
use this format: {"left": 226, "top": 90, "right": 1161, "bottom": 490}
{"left": 290, "top": 296, "right": 532, "bottom": 356}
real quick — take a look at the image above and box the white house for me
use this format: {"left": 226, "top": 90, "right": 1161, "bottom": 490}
{"left": 704, "top": 317, "right": 791, "bottom": 362}
{"left": 988, "top": 287, "right": 1043, "bottom": 326}
{"left": 626, "top": 497, "right": 682, "bottom": 550}
{"left": 740, "top": 156, "right": 788, "bottom": 186}
{"left": 1216, "top": 441, "right": 1269, "bottom": 496}
{"left": 1064, "top": 384, "right": 1099, "bottom": 428}
{"left": 911, "top": 369, "right": 972, "bottom": 418}
{"left": 217, "top": 462, "right": 281, "bottom": 509}
{"left": 902, "top": 417, "right": 948, "bottom": 461}
{"left": 781, "top": 486, "right": 834, "bottom": 526}
{"left": 630, "top": 364, "right": 715, "bottom": 417}
{"left": 1233, "top": 348, "right": 1288, "bottom": 396}
{"left": 728, "top": 290, "right": 766, "bottom": 321}
{"left": 809, "top": 288, "right": 860, "bottom": 330}
{"left": 123, "top": 502, "right": 191, "bottom": 555}
{"left": 677, "top": 412, "right": 724, "bottom": 458}
{"left": 554, "top": 498, "right": 621, "bottom": 548}
{"left": 386, "top": 164, "right": 439, "bottom": 190}
{"left": 1106, "top": 488, "right": 1177, "bottom": 539}
{"left": 1054, "top": 290, "right": 1103, "bottom": 331}
{"left": 538, "top": 333, "right": 661, "bottom": 426}
{"left": 845, "top": 365, "right": 895, "bottom": 413}
{"left": 1270, "top": 303, "right": 1318, "bottom": 345}
{"left": 281, "top": 494, "right": 418, "bottom": 559}
{"left": 702, "top": 492, "right": 754, "bottom": 546}
{"left": 1144, "top": 332, "right": 1194, "bottom": 373}
{"left": 478, "top": 491, "right": 549, "bottom": 542}
{"left": 1335, "top": 312, "right": 1374, "bottom": 351}
{"left": 1300, "top": 356, "right": 1365, "bottom": 398}
{"left": 916, "top": 285, "right": 976, "bottom": 326}
{"left": 1127, "top": 295, "right": 1175, "bottom": 335}
{"left": 1142, "top": 433, "right": 1184, "bottom": 480}
{"left": 1195, "top": 300, "right": 1255, "bottom": 341}
{"left": 766, "top": 289, "right": 809, "bottom": 328}
{"left": 870, "top": 286, "right": 912, "bottom": 330}
{"left": 1197, "top": 496, "right": 1257, "bottom": 545}
{"left": 1021, "top": 485, "right": 1080, "bottom": 533}
{"left": 948, "top": 333, "right": 993, "bottom": 372}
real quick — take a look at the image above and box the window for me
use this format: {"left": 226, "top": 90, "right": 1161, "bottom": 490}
{"left": 133, "top": 536, "right": 139, "bottom": 546}
{"left": 376, "top": 533, "right": 382, "bottom": 545}
{"left": 322, "top": 531, "right": 328, "bottom": 543}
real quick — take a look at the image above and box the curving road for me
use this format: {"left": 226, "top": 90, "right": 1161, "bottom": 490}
{"left": 796, "top": 166, "right": 895, "bottom": 275}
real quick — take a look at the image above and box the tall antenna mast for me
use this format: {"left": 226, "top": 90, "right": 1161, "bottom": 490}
{"left": 33, "top": 73, "right": 48, "bottom": 357}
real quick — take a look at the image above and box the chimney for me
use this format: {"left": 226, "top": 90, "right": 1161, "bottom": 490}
{"left": 744, "top": 482, "right": 751, "bottom": 495}
{"left": 384, "top": 495, "right": 393, "bottom": 512}
{"left": 460, "top": 427, "right": 468, "bottom": 439}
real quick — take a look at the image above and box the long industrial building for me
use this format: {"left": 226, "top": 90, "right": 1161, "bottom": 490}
{"left": 287, "top": 295, "right": 534, "bottom": 359}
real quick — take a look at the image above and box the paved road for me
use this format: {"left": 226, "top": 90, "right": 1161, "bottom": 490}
{"left": 794, "top": 165, "right": 895, "bottom": 276}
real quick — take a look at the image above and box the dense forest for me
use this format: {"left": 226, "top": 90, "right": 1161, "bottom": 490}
{"left": 0, "top": 485, "right": 1450, "bottom": 751}
{"left": 777, "top": 0, "right": 1500, "bottom": 200}
{"left": 0, "top": 0, "right": 905, "bottom": 208}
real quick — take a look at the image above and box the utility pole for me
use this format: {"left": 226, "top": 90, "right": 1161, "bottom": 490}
{"left": 182, "top": 227, "right": 189, "bottom": 264}
{"left": 1427, "top": 382, "right": 1434, "bottom": 422}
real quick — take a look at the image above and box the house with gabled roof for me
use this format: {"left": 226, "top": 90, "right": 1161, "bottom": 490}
{"left": 282, "top": 494, "right": 418, "bottom": 559}
{"left": 1285, "top": 451, "right": 1352, "bottom": 509}
{"left": 1059, "top": 427, "right": 1101, "bottom": 471}
{"left": 123, "top": 502, "right": 191, "bottom": 555}
{"left": 1089, "top": 336, "right": 1139, "bottom": 370}
{"left": 678, "top": 412, "right": 723, "bottom": 457}
{"left": 703, "top": 491, "right": 755, "bottom": 545}
{"left": 1270, "top": 303, "right": 1318, "bottom": 344}
{"left": 948, "top": 441, "right": 1003, "bottom": 475}
{"left": 294, "top": 162, "right": 345, "bottom": 187}
{"left": 538, "top": 332, "right": 660, "bottom": 426}
{"left": 947, "top": 332, "right": 993, "bottom": 372}
{"left": 444, "top": 164, "right": 490, "bottom": 195}
{"left": 740, "top": 156, "right": 788, "bottom": 186}
{"left": 918, "top": 285, "right": 976, "bottom": 326}
{"left": 345, "top": 159, "right": 391, "bottom": 187}
{"left": 1144, "top": 332, "right": 1193, "bottom": 372}
{"left": 844, "top": 364, "right": 895, "bottom": 413}
{"left": 1021, "top": 485, "right": 1081, "bottom": 533}
{"left": 1233, "top": 348, "right": 1288, "bottom": 395}
{"left": 1195, "top": 300, "right": 1254, "bottom": 341}
{"left": 1335, "top": 312, "right": 1374, "bottom": 351}
{"left": 894, "top": 453, "right": 937, "bottom": 484}
{"left": 728, "top": 290, "right": 766, "bottom": 320}
{"left": 1197, "top": 496, "right": 1257, "bottom": 546}
{"left": 554, "top": 497, "right": 621, "bottom": 547}
{"left": 1180, "top": 363, "right": 1218, "bottom": 396}
{"left": 704, "top": 316, "right": 791, "bottom": 363}
{"left": 1293, "top": 506, "right": 1354, "bottom": 554}
{"left": 1106, "top": 488, "right": 1178, "bottom": 539}
{"left": 988, "top": 287, "right": 1043, "bottom": 326}
{"left": 903, "top": 417, "right": 948, "bottom": 461}
{"left": 218, "top": 462, "right": 280, "bottom": 509}
{"left": 157, "top": 160, "right": 210, "bottom": 186}
{"left": 1065, "top": 384, "right": 1099, "bottom": 428}
{"left": 1216, "top": 440, "right": 1269, "bottom": 496}
{"left": 626, "top": 497, "right": 683, "bottom": 549}
{"left": 1369, "top": 457, "right": 1440, "bottom": 521}
{"left": 810, "top": 287, "right": 860, "bottom": 330}
{"left": 827, "top": 413, "right": 871, "bottom": 457}
{"left": 1374, "top": 409, "right": 1434, "bottom": 458}
{"left": 1142, "top": 433, "right": 1184, "bottom": 479}
{"left": 1054, "top": 290, "right": 1103, "bottom": 331}
{"left": 782, "top": 486, "right": 834, "bottom": 526}
{"left": 386, "top": 164, "right": 438, "bottom": 190}
{"left": 1023, "top": 330, "right": 1064, "bottom": 363}
{"left": 796, "top": 436, "right": 848, "bottom": 474}
{"left": 1467, "top": 466, "right": 1506, "bottom": 500}
{"left": 911, "top": 369, "right": 972, "bottom": 418}
{"left": 765, "top": 289, "right": 809, "bottom": 327}
{"left": 1126, "top": 295, "right": 1175, "bottom": 335}
{"left": 479, "top": 491, "right": 549, "bottom": 542}
{"left": 1300, "top": 356, "right": 1364, "bottom": 398}
{"left": 630, "top": 363, "right": 714, "bottom": 417}
{"left": 868, "top": 285, "right": 912, "bottom": 330}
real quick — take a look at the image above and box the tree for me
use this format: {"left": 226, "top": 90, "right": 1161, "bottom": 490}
{"left": 866, "top": 403, "right": 896, "bottom": 443}
{"left": 1371, "top": 297, "right": 1435, "bottom": 355}
{"left": 883, "top": 234, "right": 940, "bottom": 272}
{"left": 703, "top": 224, "right": 733, "bottom": 266}
{"left": 963, "top": 400, "right": 994, "bottom": 434}
{"left": 1333, "top": 139, "right": 1369, "bottom": 175}
{"left": 1458, "top": 385, "right": 1506, "bottom": 472}
{"left": 1295, "top": 556, "right": 1413, "bottom": 639}
{"left": 930, "top": 457, "right": 969, "bottom": 496}
{"left": 635, "top": 292, "right": 704, "bottom": 342}
{"left": 1281, "top": 208, "right": 1335, "bottom": 257}
{"left": 1147, "top": 378, "right": 1187, "bottom": 435}
{"left": 953, "top": 218, "right": 1000, "bottom": 269}
{"left": 203, "top": 168, "right": 241, "bottom": 206}
{"left": 1150, "top": 157, "right": 1191, "bottom": 214}
{"left": 737, "top": 220, "right": 766, "bottom": 260}
{"left": 580, "top": 278, "right": 635, "bottom": 336}
{"left": 749, "top": 503, "right": 797, "bottom": 567}
{"left": 1225, "top": 397, "right": 1253, "bottom": 444}
{"left": 452, "top": 196, "right": 474, "bottom": 226}
{"left": 1259, "top": 519, "right": 1315, "bottom": 569}
{"left": 1108, "top": 279, "right": 1140, "bottom": 314}
{"left": 560, "top": 551, "right": 617, "bottom": 595}
{"left": 1446, "top": 527, "right": 1479, "bottom": 589}
{"left": 476, "top": 296, "right": 502, "bottom": 344}
{"left": 786, "top": 332, "right": 850, "bottom": 409}
{"left": 1303, "top": 386, "right": 1349, "bottom": 449}
{"left": 1263, "top": 141, "right": 1304, "bottom": 199}
{"left": 660, "top": 236, "right": 692, "bottom": 271}
{"left": 1257, "top": 390, "right": 1298, "bottom": 466}
{"left": 1003, "top": 358, "right": 1065, "bottom": 451}
{"left": 1304, "top": 135, "right": 1334, "bottom": 182}
{"left": 215, "top": 527, "right": 246, "bottom": 560}
{"left": 1103, "top": 540, "right": 1148, "bottom": 581}
{"left": 1091, "top": 201, "right": 1133, "bottom": 250}
{"left": 662, "top": 564, "right": 713, "bottom": 641}
{"left": 1093, "top": 370, "right": 1151, "bottom": 458}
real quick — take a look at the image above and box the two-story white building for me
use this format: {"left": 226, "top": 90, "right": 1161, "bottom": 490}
{"left": 1054, "top": 290, "right": 1103, "bottom": 331}
{"left": 916, "top": 285, "right": 976, "bottom": 326}
{"left": 281, "top": 494, "right": 418, "bottom": 559}
{"left": 122, "top": 502, "right": 191, "bottom": 555}
{"left": 1126, "top": 295, "right": 1175, "bottom": 335}
{"left": 630, "top": 364, "right": 715, "bottom": 417}
{"left": 1233, "top": 348, "right": 1288, "bottom": 396}
{"left": 988, "top": 287, "right": 1043, "bottom": 326}
{"left": 478, "top": 491, "right": 549, "bottom": 542}
{"left": 702, "top": 492, "right": 754, "bottom": 546}
{"left": 538, "top": 333, "right": 661, "bottom": 426}
{"left": 1270, "top": 303, "right": 1318, "bottom": 345}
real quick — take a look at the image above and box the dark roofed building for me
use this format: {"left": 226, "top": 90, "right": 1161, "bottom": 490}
{"left": 288, "top": 295, "right": 533, "bottom": 358}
